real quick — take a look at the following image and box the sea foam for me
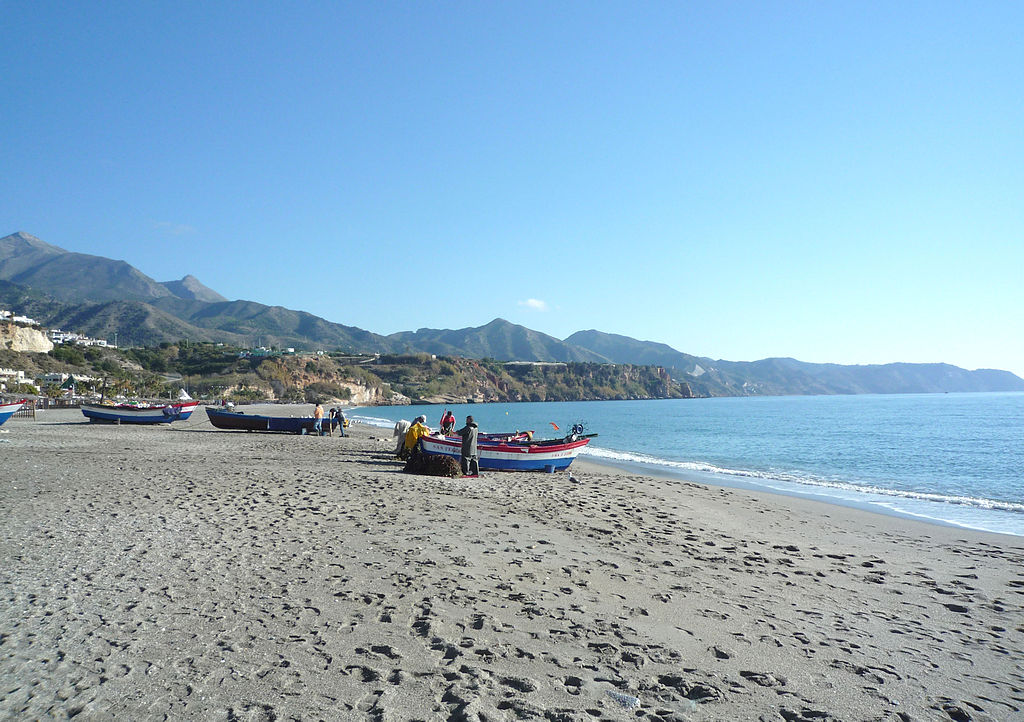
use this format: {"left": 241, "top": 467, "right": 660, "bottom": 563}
{"left": 582, "top": 446, "right": 1024, "bottom": 515}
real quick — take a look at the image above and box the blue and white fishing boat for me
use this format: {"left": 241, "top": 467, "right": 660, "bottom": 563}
{"left": 81, "top": 400, "right": 200, "bottom": 424}
{"left": 205, "top": 406, "right": 340, "bottom": 434}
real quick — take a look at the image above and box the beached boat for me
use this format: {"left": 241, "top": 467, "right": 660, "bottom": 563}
{"left": 0, "top": 399, "right": 26, "bottom": 426}
{"left": 81, "top": 400, "right": 201, "bottom": 424}
{"left": 205, "top": 406, "right": 340, "bottom": 434}
{"left": 419, "top": 432, "right": 593, "bottom": 471}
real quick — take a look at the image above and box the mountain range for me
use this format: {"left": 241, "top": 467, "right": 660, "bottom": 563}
{"left": 2, "top": 231, "right": 1022, "bottom": 396}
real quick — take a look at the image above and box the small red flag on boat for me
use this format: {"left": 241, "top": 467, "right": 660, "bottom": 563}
{"left": 549, "top": 422, "right": 560, "bottom": 431}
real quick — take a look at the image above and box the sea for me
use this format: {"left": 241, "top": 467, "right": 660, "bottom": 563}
{"left": 349, "top": 392, "right": 1024, "bottom": 537}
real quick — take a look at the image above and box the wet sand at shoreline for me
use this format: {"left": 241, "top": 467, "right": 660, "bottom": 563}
{"left": 2, "top": 407, "right": 1022, "bottom": 720}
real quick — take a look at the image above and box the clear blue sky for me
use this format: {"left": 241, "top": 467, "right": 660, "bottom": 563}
{"left": 3, "top": 2, "right": 1022, "bottom": 376}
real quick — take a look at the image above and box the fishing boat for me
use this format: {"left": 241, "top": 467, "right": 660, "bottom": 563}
{"left": 81, "top": 400, "right": 201, "bottom": 424}
{"left": 419, "top": 428, "right": 594, "bottom": 472}
{"left": 0, "top": 399, "right": 26, "bottom": 427}
{"left": 205, "top": 406, "right": 340, "bottom": 434}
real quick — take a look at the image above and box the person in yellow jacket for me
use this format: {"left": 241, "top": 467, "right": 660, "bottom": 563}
{"left": 403, "top": 415, "right": 431, "bottom": 457}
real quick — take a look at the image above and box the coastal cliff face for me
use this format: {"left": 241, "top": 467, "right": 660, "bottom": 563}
{"left": 252, "top": 356, "right": 402, "bottom": 405}
{"left": 336, "top": 381, "right": 391, "bottom": 405}
{"left": 237, "top": 354, "right": 687, "bottom": 405}
{"left": 368, "top": 355, "right": 692, "bottom": 404}
{"left": 0, "top": 323, "right": 53, "bottom": 353}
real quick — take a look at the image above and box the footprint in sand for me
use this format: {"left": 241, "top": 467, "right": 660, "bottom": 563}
{"left": 345, "top": 665, "right": 382, "bottom": 682}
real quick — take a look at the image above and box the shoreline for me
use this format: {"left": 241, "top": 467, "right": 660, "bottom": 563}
{"left": 572, "top": 456, "right": 1024, "bottom": 546}
{"left": 2, "top": 408, "right": 1022, "bottom": 720}
{"left": 574, "top": 454, "right": 1024, "bottom": 541}
{"left": 350, "top": 408, "right": 1024, "bottom": 540}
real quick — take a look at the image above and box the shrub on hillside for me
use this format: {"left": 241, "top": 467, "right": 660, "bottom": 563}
{"left": 51, "top": 345, "right": 85, "bottom": 366}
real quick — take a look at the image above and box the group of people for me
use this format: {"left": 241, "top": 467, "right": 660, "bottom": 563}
{"left": 312, "top": 402, "right": 347, "bottom": 436}
{"left": 395, "top": 410, "right": 479, "bottom": 477}
{"left": 311, "top": 403, "right": 481, "bottom": 475}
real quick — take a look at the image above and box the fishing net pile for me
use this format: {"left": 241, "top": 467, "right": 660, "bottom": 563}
{"left": 403, "top": 453, "right": 462, "bottom": 478}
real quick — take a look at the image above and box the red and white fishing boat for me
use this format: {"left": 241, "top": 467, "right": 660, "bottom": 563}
{"left": 0, "top": 399, "right": 25, "bottom": 427}
{"left": 420, "top": 425, "right": 594, "bottom": 472}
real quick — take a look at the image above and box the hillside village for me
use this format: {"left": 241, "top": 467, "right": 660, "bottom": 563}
{"left": 1, "top": 308, "right": 114, "bottom": 349}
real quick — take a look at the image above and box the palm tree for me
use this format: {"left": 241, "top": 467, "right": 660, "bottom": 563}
{"left": 112, "top": 369, "right": 134, "bottom": 398}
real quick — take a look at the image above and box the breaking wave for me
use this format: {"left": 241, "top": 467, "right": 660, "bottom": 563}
{"left": 582, "top": 446, "right": 1024, "bottom": 515}
{"left": 349, "top": 412, "right": 398, "bottom": 430}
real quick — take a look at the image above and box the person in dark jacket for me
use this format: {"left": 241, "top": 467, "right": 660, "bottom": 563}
{"left": 457, "top": 415, "right": 479, "bottom": 477}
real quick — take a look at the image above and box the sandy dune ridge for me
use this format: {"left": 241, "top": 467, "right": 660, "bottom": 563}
{"left": 1, "top": 407, "right": 1022, "bottom": 721}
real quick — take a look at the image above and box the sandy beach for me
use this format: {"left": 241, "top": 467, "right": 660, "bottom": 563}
{"left": 2, "top": 406, "right": 1022, "bottom": 721}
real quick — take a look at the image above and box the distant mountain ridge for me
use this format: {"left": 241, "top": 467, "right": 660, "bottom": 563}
{"left": 161, "top": 274, "right": 227, "bottom": 303}
{"left": 2, "top": 230, "right": 1022, "bottom": 396}
{"left": 566, "top": 329, "right": 706, "bottom": 370}
{"left": 0, "top": 231, "right": 223, "bottom": 304}
{"left": 565, "top": 331, "right": 1024, "bottom": 395}
{"left": 0, "top": 232, "right": 394, "bottom": 351}
{"left": 388, "top": 319, "right": 606, "bottom": 362}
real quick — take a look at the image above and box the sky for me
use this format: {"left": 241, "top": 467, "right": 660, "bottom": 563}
{"left": 2, "top": 2, "right": 1022, "bottom": 376}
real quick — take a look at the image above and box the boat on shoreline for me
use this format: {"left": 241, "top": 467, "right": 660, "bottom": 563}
{"left": 81, "top": 400, "right": 200, "bottom": 424}
{"left": 419, "top": 430, "right": 593, "bottom": 472}
{"left": 205, "top": 406, "right": 340, "bottom": 434}
{"left": 0, "top": 399, "right": 26, "bottom": 426}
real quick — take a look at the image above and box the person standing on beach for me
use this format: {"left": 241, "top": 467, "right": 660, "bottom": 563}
{"left": 313, "top": 402, "right": 324, "bottom": 436}
{"left": 337, "top": 407, "right": 347, "bottom": 437}
{"left": 457, "top": 415, "right": 479, "bottom": 477}
{"left": 327, "top": 407, "right": 342, "bottom": 436}
{"left": 393, "top": 419, "right": 411, "bottom": 456}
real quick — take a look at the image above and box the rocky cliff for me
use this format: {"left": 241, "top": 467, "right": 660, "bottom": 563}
{"left": 0, "top": 323, "right": 53, "bottom": 353}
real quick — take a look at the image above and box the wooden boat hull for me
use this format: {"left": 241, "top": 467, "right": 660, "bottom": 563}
{"left": 206, "top": 407, "right": 339, "bottom": 434}
{"left": 81, "top": 401, "right": 200, "bottom": 424}
{"left": 0, "top": 400, "right": 25, "bottom": 426}
{"left": 419, "top": 434, "right": 590, "bottom": 471}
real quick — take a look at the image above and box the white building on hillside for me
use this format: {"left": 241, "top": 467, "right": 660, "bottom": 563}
{"left": 50, "top": 329, "right": 81, "bottom": 344}
{"left": 49, "top": 329, "right": 115, "bottom": 348}
{"left": 0, "top": 368, "right": 27, "bottom": 383}
{"left": 0, "top": 367, "right": 28, "bottom": 393}
{"left": 38, "top": 372, "right": 96, "bottom": 385}
{"left": 2, "top": 310, "right": 38, "bottom": 325}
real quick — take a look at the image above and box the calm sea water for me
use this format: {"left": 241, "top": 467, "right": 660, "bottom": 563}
{"left": 350, "top": 393, "right": 1024, "bottom": 537}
